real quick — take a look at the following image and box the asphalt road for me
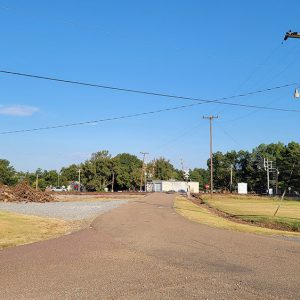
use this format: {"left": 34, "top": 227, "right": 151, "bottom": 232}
{"left": 0, "top": 193, "right": 299, "bottom": 299}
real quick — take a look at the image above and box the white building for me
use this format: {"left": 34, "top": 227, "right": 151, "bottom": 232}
{"left": 238, "top": 182, "right": 247, "bottom": 194}
{"left": 147, "top": 180, "right": 199, "bottom": 193}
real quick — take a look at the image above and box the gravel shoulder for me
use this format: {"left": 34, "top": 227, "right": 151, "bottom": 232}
{"left": 0, "top": 200, "right": 128, "bottom": 221}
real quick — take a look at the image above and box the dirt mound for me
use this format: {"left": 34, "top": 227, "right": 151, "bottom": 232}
{"left": 0, "top": 182, "right": 54, "bottom": 203}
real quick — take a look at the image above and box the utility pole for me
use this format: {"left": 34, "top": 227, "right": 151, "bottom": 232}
{"left": 203, "top": 115, "right": 218, "bottom": 198}
{"left": 140, "top": 152, "right": 149, "bottom": 192}
{"left": 111, "top": 171, "right": 115, "bottom": 192}
{"left": 180, "top": 158, "right": 184, "bottom": 172}
{"left": 78, "top": 169, "right": 81, "bottom": 192}
{"left": 57, "top": 171, "right": 61, "bottom": 187}
{"left": 276, "top": 169, "right": 279, "bottom": 195}
{"left": 230, "top": 164, "right": 233, "bottom": 192}
{"left": 267, "top": 160, "right": 270, "bottom": 194}
{"left": 263, "top": 158, "right": 273, "bottom": 196}
{"left": 35, "top": 173, "right": 39, "bottom": 190}
{"left": 181, "top": 158, "right": 190, "bottom": 197}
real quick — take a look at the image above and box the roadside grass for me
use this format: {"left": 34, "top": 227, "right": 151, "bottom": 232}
{"left": 0, "top": 210, "right": 72, "bottom": 250}
{"left": 202, "top": 194, "right": 300, "bottom": 232}
{"left": 174, "top": 197, "right": 300, "bottom": 237}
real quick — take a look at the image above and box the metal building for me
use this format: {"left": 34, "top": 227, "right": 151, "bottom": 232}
{"left": 147, "top": 180, "right": 199, "bottom": 193}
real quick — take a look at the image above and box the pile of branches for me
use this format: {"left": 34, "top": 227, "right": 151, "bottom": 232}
{"left": 0, "top": 181, "right": 54, "bottom": 203}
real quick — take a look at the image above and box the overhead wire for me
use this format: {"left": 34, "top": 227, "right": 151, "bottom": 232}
{"left": 0, "top": 94, "right": 300, "bottom": 135}
{"left": 214, "top": 43, "right": 284, "bottom": 116}
{"left": 0, "top": 103, "right": 199, "bottom": 135}
{"left": 231, "top": 43, "right": 283, "bottom": 94}
{"left": 0, "top": 70, "right": 300, "bottom": 135}
{"left": 254, "top": 42, "right": 300, "bottom": 90}
{"left": 0, "top": 69, "right": 297, "bottom": 107}
{"left": 210, "top": 42, "right": 300, "bottom": 119}
{"left": 220, "top": 44, "right": 300, "bottom": 123}
{"left": 224, "top": 92, "right": 286, "bottom": 124}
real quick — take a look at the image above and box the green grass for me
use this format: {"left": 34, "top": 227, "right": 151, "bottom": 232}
{"left": 174, "top": 197, "right": 300, "bottom": 237}
{"left": 202, "top": 194, "right": 300, "bottom": 232}
{"left": 0, "top": 210, "right": 72, "bottom": 250}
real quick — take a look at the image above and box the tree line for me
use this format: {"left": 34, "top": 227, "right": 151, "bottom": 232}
{"left": 0, "top": 141, "right": 299, "bottom": 193}
{"left": 0, "top": 150, "right": 208, "bottom": 191}
{"left": 211, "top": 142, "right": 300, "bottom": 193}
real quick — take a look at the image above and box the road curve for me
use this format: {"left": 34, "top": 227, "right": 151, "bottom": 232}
{"left": 0, "top": 193, "right": 299, "bottom": 299}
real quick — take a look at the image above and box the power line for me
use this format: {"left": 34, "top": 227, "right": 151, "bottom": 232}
{"left": 0, "top": 103, "right": 200, "bottom": 135}
{"left": 1, "top": 70, "right": 300, "bottom": 135}
{"left": 1, "top": 95, "right": 300, "bottom": 135}
{"left": 0, "top": 70, "right": 297, "bottom": 108}
{"left": 215, "top": 43, "right": 284, "bottom": 116}
{"left": 231, "top": 43, "right": 283, "bottom": 95}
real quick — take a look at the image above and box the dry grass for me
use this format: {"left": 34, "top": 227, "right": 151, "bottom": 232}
{"left": 202, "top": 194, "right": 300, "bottom": 218}
{"left": 201, "top": 194, "right": 300, "bottom": 231}
{"left": 0, "top": 210, "right": 72, "bottom": 250}
{"left": 174, "top": 197, "right": 300, "bottom": 237}
{"left": 55, "top": 194, "right": 143, "bottom": 202}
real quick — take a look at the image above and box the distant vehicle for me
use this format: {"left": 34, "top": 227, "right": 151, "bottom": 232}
{"left": 51, "top": 186, "right": 67, "bottom": 192}
{"left": 166, "top": 190, "right": 176, "bottom": 194}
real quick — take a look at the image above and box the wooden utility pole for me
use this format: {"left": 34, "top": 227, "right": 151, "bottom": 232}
{"left": 78, "top": 169, "right": 81, "bottom": 192}
{"left": 203, "top": 116, "right": 218, "bottom": 198}
{"left": 35, "top": 173, "right": 39, "bottom": 190}
{"left": 140, "top": 152, "right": 149, "bottom": 192}
{"left": 111, "top": 171, "right": 115, "bottom": 192}
{"left": 230, "top": 164, "right": 233, "bottom": 192}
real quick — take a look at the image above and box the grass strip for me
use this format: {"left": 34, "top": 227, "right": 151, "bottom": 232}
{"left": 174, "top": 197, "right": 300, "bottom": 237}
{"left": 0, "top": 210, "right": 72, "bottom": 250}
{"left": 201, "top": 194, "right": 300, "bottom": 232}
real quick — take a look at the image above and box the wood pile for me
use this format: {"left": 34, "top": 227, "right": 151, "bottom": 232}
{"left": 0, "top": 182, "right": 54, "bottom": 203}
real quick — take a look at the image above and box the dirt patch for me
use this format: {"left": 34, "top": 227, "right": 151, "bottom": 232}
{"left": 55, "top": 194, "right": 143, "bottom": 202}
{"left": 190, "top": 194, "right": 300, "bottom": 233}
{"left": 0, "top": 182, "right": 54, "bottom": 203}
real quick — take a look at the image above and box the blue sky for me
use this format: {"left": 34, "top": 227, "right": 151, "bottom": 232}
{"left": 0, "top": 0, "right": 300, "bottom": 171}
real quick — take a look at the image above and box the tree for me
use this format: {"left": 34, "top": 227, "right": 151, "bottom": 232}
{"left": 208, "top": 151, "right": 238, "bottom": 190}
{"left": 82, "top": 150, "right": 113, "bottom": 191}
{"left": 0, "top": 159, "right": 17, "bottom": 185}
{"left": 60, "top": 164, "right": 80, "bottom": 186}
{"left": 151, "top": 157, "right": 177, "bottom": 180}
{"left": 113, "top": 153, "right": 142, "bottom": 190}
{"left": 190, "top": 168, "right": 209, "bottom": 190}
{"left": 17, "top": 171, "right": 36, "bottom": 185}
{"left": 277, "top": 142, "right": 300, "bottom": 191}
{"left": 207, "top": 142, "right": 300, "bottom": 193}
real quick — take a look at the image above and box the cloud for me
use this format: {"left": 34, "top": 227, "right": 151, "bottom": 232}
{"left": 0, "top": 105, "right": 39, "bottom": 116}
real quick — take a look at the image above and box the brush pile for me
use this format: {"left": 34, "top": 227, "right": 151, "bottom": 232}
{"left": 0, "top": 182, "right": 54, "bottom": 203}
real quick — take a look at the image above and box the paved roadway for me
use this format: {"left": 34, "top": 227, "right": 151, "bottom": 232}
{"left": 0, "top": 193, "right": 299, "bottom": 299}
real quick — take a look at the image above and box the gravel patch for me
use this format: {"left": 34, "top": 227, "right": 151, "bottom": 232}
{"left": 0, "top": 200, "right": 128, "bottom": 221}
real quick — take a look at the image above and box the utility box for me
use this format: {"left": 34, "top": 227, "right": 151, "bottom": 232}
{"left": 238, "top": 183, "right": 247, "bottom": 194}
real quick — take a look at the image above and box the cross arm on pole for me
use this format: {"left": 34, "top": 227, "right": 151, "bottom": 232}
{"left": 284, "top": 30, "right": 300, "bottom": 41}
